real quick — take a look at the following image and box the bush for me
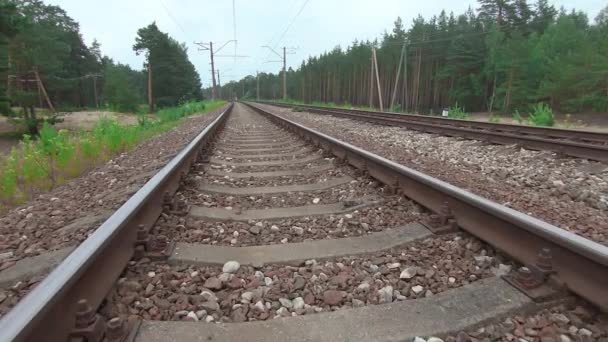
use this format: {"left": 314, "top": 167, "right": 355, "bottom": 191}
{"left": 448, "top": 104, "right": 469, "bottom": 119}
{"left": 529, "top": 103, "right": 555, "bottom": 127}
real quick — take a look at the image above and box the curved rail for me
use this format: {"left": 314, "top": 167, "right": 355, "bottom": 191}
{"left": 260, "top": 101, "right": 608, "bottom": 162}
{"left": 244, "top": 101, "right": 608, "bottom": 311}
{"left": 0, "top": 104, "right": 232, "bottom": 342}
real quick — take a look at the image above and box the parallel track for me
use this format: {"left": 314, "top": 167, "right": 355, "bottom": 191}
{"left": 261, "top": 101, "right": 608, "bottom": 162}
{"left": 0, "top": 102, "right": 606, "bottom": 341}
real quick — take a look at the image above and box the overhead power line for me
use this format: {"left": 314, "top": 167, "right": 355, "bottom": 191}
{"left": 158, "top": 0, "right": 192, "bottom": 41}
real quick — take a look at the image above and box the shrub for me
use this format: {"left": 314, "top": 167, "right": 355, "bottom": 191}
{"left": 448, "top": 104, "right": 469, "bottom": 119}
{"left": 529, "top": 103, "right": 555, "bottom": 127}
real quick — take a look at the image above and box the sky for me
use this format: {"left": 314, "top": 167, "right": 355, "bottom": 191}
{"left": 46, "top": 0, "right": 606, "bottom": 87}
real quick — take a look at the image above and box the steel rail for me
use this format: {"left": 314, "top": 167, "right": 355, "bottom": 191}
{"left": 0, "top": 104, "right": 233, "bottom": 342}
{"left": 261, "top": 101, "right": 608, "bottom": 162}
{"left": 244, "top": 101, "right": 608, "bottom": 311}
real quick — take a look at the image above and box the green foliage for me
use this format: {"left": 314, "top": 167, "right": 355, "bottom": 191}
{"left": 448, "top": 104, "right": 469, "bottom": 120}
{"left": 489, "top": 113, "right": 501, "bottom": 123}
{"left": 512, "top": 110, "right": 524, "bottom": 124}
{"left": 223, "top": 2, "right": 608, "bottom": 115}
{"left": 134, "top": 23, "right": 203, "bottom": 110}
{"left": 528, "top": 103, "right": 555, "bottom": 127}
{"left": 102, "top": 61, "right": 143, "bottom": 113}
{"left": 0, "top": 100, "right": 224, "bottom": 209}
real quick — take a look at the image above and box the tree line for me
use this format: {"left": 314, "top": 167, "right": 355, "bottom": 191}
{"left": 0, "top": 0, "right": 203, "bottom": 134}
{"left": 220, "top": 0, "right": 608, "bottom": 114}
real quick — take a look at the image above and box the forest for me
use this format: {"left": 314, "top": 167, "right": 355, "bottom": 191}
{"left": 0, "top": 0, "right": 203, "bottom": 134}
{"left": 219, "top": 0, "right": 608, "bottom": 115}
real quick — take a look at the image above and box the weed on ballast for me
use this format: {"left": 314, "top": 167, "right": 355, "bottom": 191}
{"left": 529, "top": 103, "right": 555, "bottom": 127}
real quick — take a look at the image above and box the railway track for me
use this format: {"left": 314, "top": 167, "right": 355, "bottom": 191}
{"left": 261, "top": 102, "right": 608, "bottom": 162}
{"left": 0, "top": 102, "right": 606, "bottom": 341}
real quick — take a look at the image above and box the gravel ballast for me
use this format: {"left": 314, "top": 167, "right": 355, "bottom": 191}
{"left": 0, "top": 105, "right": 228, "bottom": 269}
{"left": 258, "top": 104, "right": 608, "bottom": 245}
{"left": 101, "top": 233, "right": 505, "bottom": 323}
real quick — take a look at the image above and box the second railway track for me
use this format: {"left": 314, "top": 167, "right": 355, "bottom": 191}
{"left": 262, "top": 102, "right": 608, "bottom": 162}
{"left": 1, "top": 102, "right": 606, "bottom": 341}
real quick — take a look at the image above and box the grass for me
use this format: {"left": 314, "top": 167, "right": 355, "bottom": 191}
{"left": 528, "top": 103, "right": 555, "bottom": 127}
{"left": 447, "top": 104, "right": 469, "bottom": 120}
{"left": 0, "top": 100, "right": 225, "bottom": 210}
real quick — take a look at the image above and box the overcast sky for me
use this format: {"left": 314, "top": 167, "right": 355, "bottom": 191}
{"left": 47, "top": 0, "right": 605, "bottom": 87}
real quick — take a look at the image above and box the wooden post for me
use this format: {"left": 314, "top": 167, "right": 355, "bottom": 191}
{"left": 33, "top": 67, "right": 55, "bottom": 112}
{"left": 390, "top": 43, "right": 406, "bottom": 111}
{"left": 147, "top": 62, "right": 153, "bottom": 112}
{"left": 369, "top": 56, "right": 374, "bottom": 108}
{"left": 372, "top": 48, "right": 384, "bottom": 111}
{"left": 92, "top": 76, "right": 99, "bottom": 108}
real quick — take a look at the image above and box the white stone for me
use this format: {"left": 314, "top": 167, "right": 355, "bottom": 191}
{"left": 559, "top": 335, "right": 572, "bottom": 342}
{"left": 578, "top": 328, "right": 592, "bottom": 336}
{"left": 276, "top": 307, "right": 289, "bottom": 316}
{"left": 233, "top": 231, "right": 239, "bottom": 237}
{"left": 218, "top": 272, "right": 233, "bottom": 282}
{"left": 357, "top": 283, "right": 370, "bottom": 292}
{"left": 400, "top": 267, "right": 417, "bottom": 279}
{"left": 492, "top": 263, "right": 512, "bottom": 276}
{"left": 254, "top": 271, "right": 264, "bottom": 279}
{"left": 255, "top": 221, "right": 264, "bottom": 227}
{"left": 292, "top": 297, "right": 305, "bottom": 310}
{"left": 147, "top": 272, "right": 156, "bottom": 278}
{"left": 413, "top": 337, "right": 426, "bottom": 342}
{"left": 264, "top": 277, "right": 273, "bottom": 286}
{"left": 230, "top": 238, "right": 237, "bottom": 244}
{"left": 411, "top": 285, "right": 424, "bottom": 294}
{"left": 187, "top": 311, "right": 199, "bottom": 321}
{"left": 254, "top": 300, "right": 266, "bottom": 312}
{"left": 190, "top": 271, "right": 199, "bottom": 278}
{"left": 378, "top": 286, "right": 394, "bottom": 303}
{"left": 279, "top": 298, "right": 293, "bottom": 309}
{"left": 222, "top": 261, "right": 240, "bottom": 273}
{"left": 344, "top": 214, "right": 353, "bottom": 219}
{"left": 270, "top": 225, "right": 280, "bottom": 232}
{"left": 448, "top": 277, "right": 456, "bottom": 284}
{"left": 281, "top": 238, "right": 288, "bottom": 244}
{"left": 312, "top": 198, "right": 320, "bottom": 204}
{"left": 205, "top": 315, "right": 214, "bottom": 323}
{"left": 291, "top": 226, "right": 304, "bottom": 235}
{"left": 241, "top": 292, "right": 253, "bottom": 302}
{"left": 387, "top": 262, "right": 401, "bottom": 269}
{"left": 427, "top": 337, "right": 444, "bottom": 342}
{"left": 369, "top": 264, "right": 379, "bottom": 272}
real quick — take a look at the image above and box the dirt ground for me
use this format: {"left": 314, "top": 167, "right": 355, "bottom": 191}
{"left": 0, "top": 111, "right": 138, "bottom": 155}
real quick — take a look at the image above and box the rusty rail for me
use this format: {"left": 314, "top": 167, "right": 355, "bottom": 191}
{"left": 244, "top": 101, "right": 608, "bottom": 311}
{"left": 0, "top": 104, "right": 232, "bottom": 342}
{"left": 261, "top": 101, "right": 608, "bottom": 162}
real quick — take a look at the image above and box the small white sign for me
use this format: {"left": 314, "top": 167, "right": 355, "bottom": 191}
{"left": 442, "top": 109, "right": 449, "bottom": 117}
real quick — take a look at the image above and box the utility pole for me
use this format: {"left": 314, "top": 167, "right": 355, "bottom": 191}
{"left": 372, "top": 48, "right": 384, "bottom": 111}
{"left": 195, "top": 40, "right": 249, "bottom": 100}
{"left": 390, "top": 43, "right": 406, "bottom": 111}
{"left": 92, "top": 75, "right": 99, "bottom": 108}
{"left": 147, "top": 62, "right": 153, "bottom": 112}
{"left": 216, "top": 70, "right": 221, "bottom": 99}
{"left": 283, "top": 47, "right": 287, "bottom": 100}
{"left": 256, "top": 71, "right": 260, "bottom": 100}
{"left": 369, "top": 56, "right": 374, "bottom": 108}
{"left": 262, "top": 46, "right": 295, "bottom": 101}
